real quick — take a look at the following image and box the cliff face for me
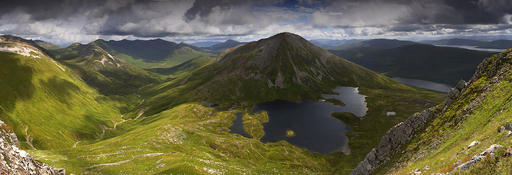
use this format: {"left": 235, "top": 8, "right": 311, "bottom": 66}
{"left": 351, "top": 82, "right": 465, "bottom": 175}
{"left": 352, "top": 49, "right": 512, "bottom": 175}
{"left": 0, "top": 120, "right": 64, "bottom": 175}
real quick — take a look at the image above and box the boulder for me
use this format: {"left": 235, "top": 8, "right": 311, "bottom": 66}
{"left": 455, "top": 80, "right": 466, "bottom": 91}
{"left": 0, "top": 120, "right": 63, "bottom": 175}
{"left": 499, "top": 126, "right": 506, "bottom": 133}
{"left": 467, "top": 141, "right": 480, "bottom": 149}
{"left": 505, "top": 122, "right": 512, "bottom": 130}
{"left": 448, "top": 88, "right": 460, "bottom": 99}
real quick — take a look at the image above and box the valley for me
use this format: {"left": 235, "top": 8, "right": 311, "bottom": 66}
{"left": 0, "top": 33, "right": 443, "bottom": 174}
{"left": 1, "top": 1, "right": 510, "bottom": 174}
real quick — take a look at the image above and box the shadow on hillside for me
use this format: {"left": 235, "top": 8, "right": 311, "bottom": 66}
{"left": 0, "top": 53, "right": 35, "bottom": 112}
{"left": 75, "top": 114, "right": 110, "bottom": 140}
{"left": 39, "top": 76, "right": 81, "bottom": 106}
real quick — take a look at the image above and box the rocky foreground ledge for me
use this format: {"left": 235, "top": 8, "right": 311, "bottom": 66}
{"left": 0, "top": 120, "right": 64, "bottom": 175}
{"left": 351, "top": 79, "right": 467, "bottom": 175}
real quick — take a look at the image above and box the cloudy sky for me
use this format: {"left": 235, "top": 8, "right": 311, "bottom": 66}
{"left": 1, "top": 0, "right": 511, "bottom": 45}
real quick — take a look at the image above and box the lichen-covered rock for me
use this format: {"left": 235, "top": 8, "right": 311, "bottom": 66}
{"left": 0, "top": 121, "right": 64, "bottom": 175}
{"left": 455, "top": 80, "right": 466, "bottom": 91}
{"left": 351, "top": 108, "right": 436, "bottom": 175}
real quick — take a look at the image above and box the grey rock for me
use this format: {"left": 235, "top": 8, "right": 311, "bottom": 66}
{"left": 448, "top": 88, "right": 460, "bottom": 99}
{"left": 0, "top": 120, "right": 63, "bottom": 175}
{"left": 499, "top": 126, "right": 506, "bottom": 133}
{"left": 351, "top": 108, "right": 436, "bottom": 175}
{"left": 451, "top": 144, "right": 503, "bottom": 173}
{"left": 455, "top": 80, "right": 466, "bottom": 91}
{"left": 505, "top": 122, "right": 512, "bottom": 130}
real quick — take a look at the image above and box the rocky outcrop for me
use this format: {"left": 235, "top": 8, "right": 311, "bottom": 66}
{"left": 351, "top": 80, "right": 467, "bottom": 175}
{"left": 352, "top": 49, "right": 512, "bottom": 175}
{"left": 351, "top": 107, "right": 438, "bottom": 175}
{"left": 451, "top": 144, "right": 503, "bottom": 172}
{"left": 0, "top": 121, "right": 64, "bottom": 175}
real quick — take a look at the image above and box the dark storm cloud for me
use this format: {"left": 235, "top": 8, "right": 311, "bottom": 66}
{"left": 0, "top": 0, "right": 510, "bottom": 44}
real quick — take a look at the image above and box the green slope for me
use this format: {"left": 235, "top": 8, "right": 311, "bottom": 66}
{"left": 374, "top": 49, "right": 512, "bottom": 174}
{"left": 146, "top": 57, "right": 215, "bottom": 77}
{"left": 92, "top": 39, "right": 215, "bottom": 70}
{"left": 49, "top": 42, "right": 161, "bottom": 96}
{"left": 141, "top": 33, "right": 430, "bottom": 114}
{"left": 0, "top": 38, "right": 121, "bottom": 150}
{"left": 1, "top": 34, "right": 444, "bottom": 174}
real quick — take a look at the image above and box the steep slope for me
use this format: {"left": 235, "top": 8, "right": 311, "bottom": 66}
{"left": 0, "top": 120, "right": 64, "bottom": 174}
{"left": 130, "top": 33, "right": 443, "bottom": 174}
{"left": 50, "top": 42, "right": 160, "bottom": 95}
{"left": 353, "top": 48, "right": 512, "bottom": 174}
{"left": 93, "top": 39, "right": 214, "bottom": 69}
{"left": 0, "top": 36, "right": 121, "bottom": 150}
{"left": 329, "top": 43, "right": 494, "bottom": 85}
{"left": 206, "top": 39, "right": 245, "bottom": 51}
{"left": 0, "top": 34, "right": 443, "bottom": 174}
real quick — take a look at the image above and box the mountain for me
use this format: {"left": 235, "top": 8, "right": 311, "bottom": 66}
{"left": 478, "top": 40, "right": 512, "bottom": 49}
{"left": 422, "top": 38, "right": 486, "bottom": 46}
{"left": 329, "top": 39, "right": 417, "bottom": 51}
{"left": 205, "top": 39, "right": 245, "bottom": 51}
{"left": 329, "top": 40, "right": 495, "bottom": 85}
{"left": 1, "top": 34, "right": 443, "bottom": 174}
{"left": 309, "top": 39, "right": 362, "bottom": 49}
{"left": 146, "top": 57, "right": 215, "bottom": 76}
{"left": 188, "top": 41, "right": 222, "bottom": 47}
{"left": 422, "top": 38, "right": 512, "bottom": 49}
{"left": 49, "top": 42, "right": 160, "bottom": 95}
{"left": 0, "top": 36, "right": 121, "bottom": 150}
{"left": 34, "top": 40, "right": 61, "bottom": 50}
{"left": 91, "top": 39, "right": 214, "bottom": 69}
{"left": 144, "top": 33, "right": 412, "bottom": 112}
{"left": 136, "top": 33, "right": 442, "bottom": 174}
{"left": 353, "top": 48, "right": 512, "bottom": 174}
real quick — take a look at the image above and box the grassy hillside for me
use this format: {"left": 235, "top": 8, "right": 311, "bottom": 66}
{"left": 116, "top": 33, "right": 444, "bottom": 174}
{"left": 206, "top": 39, "right": 245, "bottom": 51}
{"left": 376, "top": 49, "right": 512, "bottom": 174}
{"left": 146, "top": 57, "right": 215, "bottom": 77}
{"left": 49, "top": 43, "right": 161, "bottom": 96}
{"left": 330, "top": 43, "right": 494, "bottom": 85}
{"left": 1, "top": 34, "right": 444, "bottom": 174}
{"left": 0, "top": 39, "right": 121, "bottom": 150}
{"left": 139, "top": 33, "right": 428, "bottom": 115}
{"left": 93, "top": 39, "right": 215, "bottom": 70}
{"left": 29, "top": 104, "right": 336, "bottom": 174}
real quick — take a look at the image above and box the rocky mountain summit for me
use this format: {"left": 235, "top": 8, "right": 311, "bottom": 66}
{"left": 0, "top": 121, "right": 64, "bottom": 175}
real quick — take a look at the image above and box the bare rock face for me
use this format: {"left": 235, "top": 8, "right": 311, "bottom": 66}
{"left": 0, "top": 121, "right": 64, "bottom": 175}
{"left": 351, "top": 107, "right": 437, "bottom": 175}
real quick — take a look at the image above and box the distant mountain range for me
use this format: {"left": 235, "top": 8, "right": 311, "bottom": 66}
{"left": 421, "top": 38, "right": 512, "bottom": 49}
{"left": 205, "top": 39, "right": 245, "bottom": 51}
{"left": 188, "top": 41, "right": 222, "bottom": 47}
{"left": 309, "top": 39, "right": 362, "bottom": 49}
{"left": 0, "top": 33, "right": 443, "bottom": 174}
{"left": 89, "top": 39, "right": 214, "bottom": 69}
{"left": 329, "top": 39, "right": 496, "bottom": 85}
